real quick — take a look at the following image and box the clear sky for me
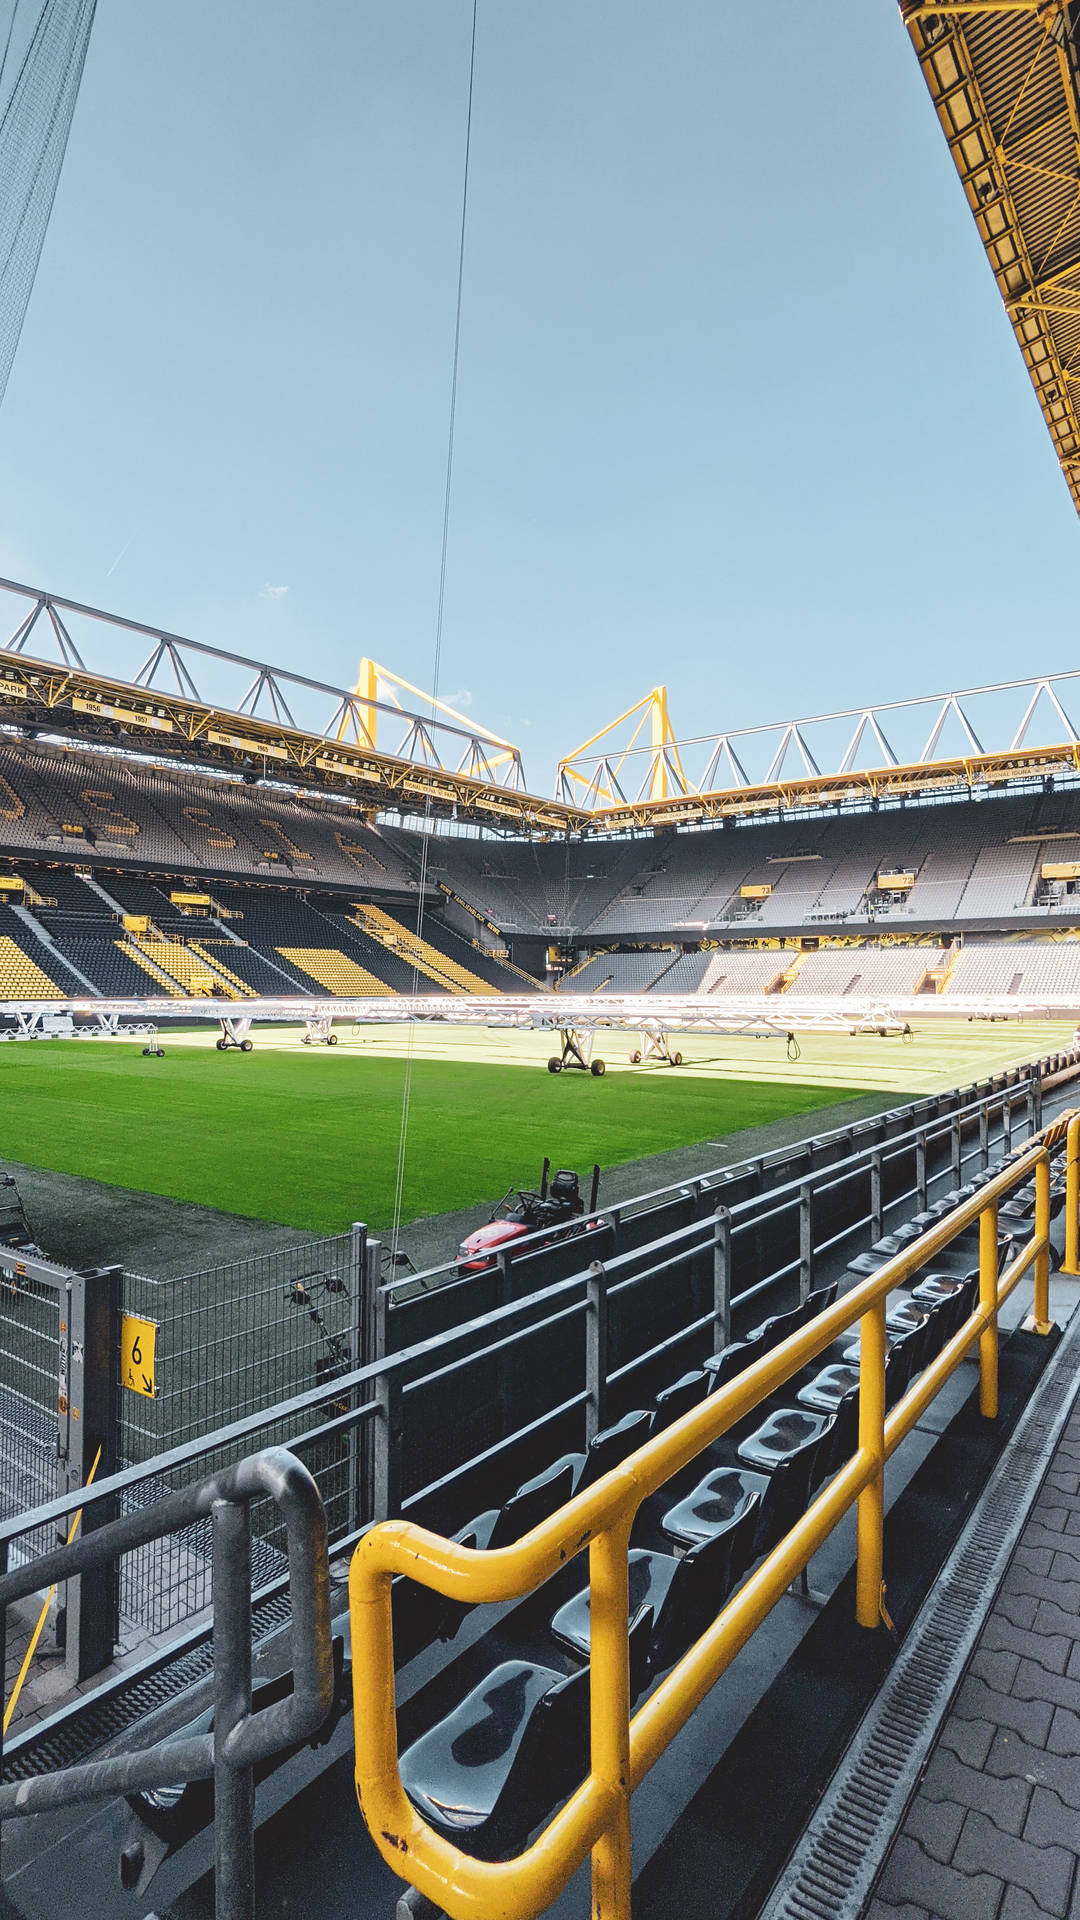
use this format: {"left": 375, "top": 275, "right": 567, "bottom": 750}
{"left": 1, "top": 0, "right": 1079, "bottom": 794}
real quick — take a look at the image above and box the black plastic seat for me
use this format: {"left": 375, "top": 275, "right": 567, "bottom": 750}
{"left": 737, "top": 1407, "right": 834, "bottom": 1499}
{"left": 795, "top": 1361, "right": 859, "bottom": 1414}
{"left": 439, "top": 1458, "right": 580, "bottom": 1642}
{"left": 704, "top": 1336, "right": 763, "bottom": 1394}
{"left": 652, "top": 1369, "right": 709, "bottom": 1434}
{"left": 551, "top": 1524, "right": 744, "bottom": 1677}
{"left": 578, "top": 1408, "right": 654, "bottom": 1489}
{"left": 661, "top": 1465, "right": 766, "bottom": 1560}
{"left": 399, "top": 1610, "right": 652, "bottom": 1861}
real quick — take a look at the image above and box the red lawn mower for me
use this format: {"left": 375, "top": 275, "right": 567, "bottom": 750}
{"left": 458, "top": 1158, "right": 602, "bottom": 1273}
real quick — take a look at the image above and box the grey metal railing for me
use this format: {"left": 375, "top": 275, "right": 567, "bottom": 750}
{"left": 0, "top": 1446, "right": 333, "bottom": 1920}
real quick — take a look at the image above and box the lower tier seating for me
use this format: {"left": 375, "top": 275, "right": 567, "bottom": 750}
{"left": 390, "top": 1146, "right": 1067, "bottom": 1864}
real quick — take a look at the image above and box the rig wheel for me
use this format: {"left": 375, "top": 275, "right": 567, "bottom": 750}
{"left": 673, "top": 1051, "right": 683, "bottom": 1066}
{"left": 590, "top": 1058, "right": 606, "bottom": 1077}
{"left": 629, "top": 1050, "right": 641, "bottom": 1064}
{"left": 241, "top": 1038, "right": 254, "bottom": 1053}
{"left": 327, "top": 1031, "right": 338, "bottom": 1046}
{"left": 548, "top": 1057, "right": 562, "bottom": 1073}
{"left": 215, "top": 1037, "right": 226, "bottom": 1051}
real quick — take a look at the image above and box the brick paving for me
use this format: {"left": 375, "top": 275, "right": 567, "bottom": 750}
{"left": 866, "top": 1397, "right": 1080, "bottom": 1920}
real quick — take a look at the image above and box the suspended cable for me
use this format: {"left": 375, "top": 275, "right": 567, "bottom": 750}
{"left": 389, "top": 0, "right": 479, "bottom": 1262}
{"left": 0, "top": 0, "right": 97, "bottom": 413}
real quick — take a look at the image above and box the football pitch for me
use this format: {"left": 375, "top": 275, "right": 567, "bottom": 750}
{"left": 0, "top": 1015, "right": 1072, "bottom": 1234}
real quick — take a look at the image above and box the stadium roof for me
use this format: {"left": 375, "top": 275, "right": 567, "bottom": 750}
{"left": 901, "top": 1, "right": 1080, "bottom": 516}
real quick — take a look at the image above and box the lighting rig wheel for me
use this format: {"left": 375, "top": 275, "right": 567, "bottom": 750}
{"left": 590, "top": 1058, "right": 606, "bottom": 1077}
{"left": 629, "top": 1050, "right": 641, "bottom": 1064}
{"left": 673, "top": 1052, "right": 683, "bottom": 1066}
{"left": 302, "top": 1034, "right": 311, "bottom": 1044}
{"left": 327, "top": 1032, "right": 338, "bottom": 1046}
{"left": 548, "top": 1057, "right": 562, "bottom": 1073}
{"left": 241, "top": 1038, "right": 254, "bottom": 1053}
{"left": 216, "top": 1037, "right": 226, "bottom": 1051}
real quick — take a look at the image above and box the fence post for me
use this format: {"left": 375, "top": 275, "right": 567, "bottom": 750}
{"left": 870, "top": 1151, "right": 883, "bottom": 1242}
{"left": 1033, "top": 1061, "right": 1044, "bottom": 1131}
{"left": 1062, "top": 1115, "right": 1080, "bottom": 1277}
{"left": 212, "top": 1496, "right": 255, "bottom": 1920}
{"left": 951, "top": 1112, "right": 962, "bottom": 1185}
{"left": 366, "top": 1241, "right": 401, "bottom": 1521}
{"left": 1032, "top": 1153, "right": 1053, "bottom": 1335}
{"left": 585, "top": 1260, "right": 608, "bottom": 1443}
{"left": 373, "top": 1369, "right": 403, "bottom": 1522}
{"left": 915, "top": 1135, "right": 928, "bottom": 1212}
{"left": 347, "top": 1223, "right": 367, "bottom": 1535}
{"left": 979, "top": 1198, "right": 999, "bottom": 1420}
{"left": 57, "top": 1265, "right": 122, "bottom": 1683}
{"left": 855, "top": 1298, "right": 887, "bottom": 1630}
{"left": 979, "top": 1103, "right": 990, "bottom": 1171}
{"left": 712, "top": 1207, "right": 731, "bottom": 1353}
{"left": 1003, "top": 1093, "right": 1013, "bottom": 1155}
{"left": 799, "top": 1185, "right": 813, "bottom": 1303}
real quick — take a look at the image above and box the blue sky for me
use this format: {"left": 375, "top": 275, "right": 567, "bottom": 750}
{"left": 1, "top": 0, "right": 1079, "bottom": 793}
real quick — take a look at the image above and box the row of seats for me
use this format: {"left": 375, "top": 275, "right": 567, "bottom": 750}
{"left": 391, "top": 1148, "right": 1067, "bottom": 1862}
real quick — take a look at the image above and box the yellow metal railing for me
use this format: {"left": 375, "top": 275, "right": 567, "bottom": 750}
{"left": 350, "top": 1113, "right": 1076, "bottom": 1920}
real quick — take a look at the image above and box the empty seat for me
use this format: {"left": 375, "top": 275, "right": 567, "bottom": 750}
{"left": 662, "top": 1465, "right": 768, "bottom": 1556}
{"left": 399, "top": 1608, "right": 652, "bottom": 1861}
{"left": 652, "top": 1369, "right": 710, "bottom": 1434}
{"left": 551, "top": 1521, "right": 749, "bottom": 1678}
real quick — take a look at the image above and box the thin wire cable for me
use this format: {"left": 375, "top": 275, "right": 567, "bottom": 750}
{"left": 389, "top": 0, "right": 479, "bottom": 1263}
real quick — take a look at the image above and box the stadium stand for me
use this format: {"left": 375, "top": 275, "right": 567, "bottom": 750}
{"left": 787, "top": 947, "right": 945, "bottom": 998}
{"left": 942, "top": 941, "right": 1080, "bottom": 999}
{"left": 275, "top": 948, "right": 394, "bottom": 996}
{"left": 556, "top": 950, "right": 681, "bottom": 994}
{"left": 7, "top": 736, "right": 1080, "bottom": 1004}
{"left": 350, "top": 902, "right": 499, "bottom": 994}
{"left": 0, "top": 928, "right": 80, "bottom": 999}
{"left": 699, "top": 951, "right": 788, "bottom": 994}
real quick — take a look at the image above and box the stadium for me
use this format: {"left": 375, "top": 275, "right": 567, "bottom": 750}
{"left": 4, "top": 6, "right": 1080, "bottom": 1920}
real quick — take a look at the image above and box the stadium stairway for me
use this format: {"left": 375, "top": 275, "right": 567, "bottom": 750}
{"left": 348, "top": 902, "right": 500, "bottom": 993}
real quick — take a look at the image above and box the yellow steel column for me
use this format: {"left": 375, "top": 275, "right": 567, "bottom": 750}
{"left": 589, "top": 1519, "right": 633, "bottom": 1920}
{"left": 1062, "top": 1114, "right": 1080, "bottom": 1277}
{"left": 1033, "top": 1151, "right": 1053, "bottom": 1334}
{"left": 979, "top": 1198, "right": 999, "bottom": 1420}
{"left": 855, "top": 1299, "right": 887, "bottom": 1630}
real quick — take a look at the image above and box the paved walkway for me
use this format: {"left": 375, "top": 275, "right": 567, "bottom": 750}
{"left": 866, "top": 1387, "right": 1080, "bottom": 1920}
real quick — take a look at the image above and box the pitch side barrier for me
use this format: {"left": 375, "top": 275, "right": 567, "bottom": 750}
{"left": 1, "top": 1113, "right": 1078, "bottom": 1920}
{"left": 375, "top": 1066, "right": 1068, "bottom": 1522}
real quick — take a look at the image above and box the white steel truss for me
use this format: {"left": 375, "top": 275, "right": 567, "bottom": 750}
{"left": 555, "top": 674, "right": 1080, "bottom": 807}
{"left": 0, "top": 576, "right": 527, "bottom": 794}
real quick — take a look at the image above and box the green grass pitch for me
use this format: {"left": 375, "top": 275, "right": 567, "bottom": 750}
{"left": 0, "top": 1016, "right": 1071, "bottom": 1235}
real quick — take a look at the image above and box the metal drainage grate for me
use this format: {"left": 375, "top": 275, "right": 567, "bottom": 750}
{"left": 3, "top": 1585, "right": 297, "bottom": 1781}
{"left": 759, "top": 1309, "right": 1080, "bottom": 1920}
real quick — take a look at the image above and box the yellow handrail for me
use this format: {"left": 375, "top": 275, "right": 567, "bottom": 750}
{"left": 350, "top": 1113, "right": 1075, "bottom": 1920}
